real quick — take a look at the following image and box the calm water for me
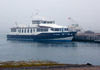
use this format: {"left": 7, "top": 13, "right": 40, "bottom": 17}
{"left": 0, "top": 33, "right": 100, "bottom": 65}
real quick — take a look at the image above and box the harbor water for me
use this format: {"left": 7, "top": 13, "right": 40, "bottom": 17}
{"left": 0, "top": 33, "right": 100, "bottom": 65}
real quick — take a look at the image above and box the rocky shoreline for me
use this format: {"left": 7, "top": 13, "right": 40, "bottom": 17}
{"left": 0, "top": 61, "right": 100, "bottom": 70}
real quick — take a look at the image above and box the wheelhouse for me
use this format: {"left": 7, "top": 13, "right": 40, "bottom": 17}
{"left": 32, "top": 20, "right": 55, "bottom": 24}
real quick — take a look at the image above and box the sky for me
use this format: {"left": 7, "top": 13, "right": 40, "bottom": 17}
{"left": 0, "top": 0, "right": 100, "bottom": 33}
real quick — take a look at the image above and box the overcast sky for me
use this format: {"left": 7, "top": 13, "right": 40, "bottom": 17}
{"left": 0, "top": 0, "right": 100, "bottom": 32}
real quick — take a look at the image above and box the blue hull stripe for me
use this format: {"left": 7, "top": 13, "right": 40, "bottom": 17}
{"left": 7, "top": 32, "right": 76, "bottom": 41}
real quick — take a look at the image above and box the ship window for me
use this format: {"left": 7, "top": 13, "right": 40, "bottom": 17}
{"left": 32, "top": 21, "right": 40, "bottom": 24}
{"left": 24, "top": 29, "right": 26, "bottom": 33}
{"left": 30, "top": 29, "right": 32, "bottom": 33}
{"left": 44, "top": 21, "right": 46, "bottom": 23}
{"left": 51, "top": 28, "right": 54, "bottom": 31}
{"left": 33, "top": 29, "right": 35, "bottom": 32}
{"left": 11, "top": 28, "right": 16, "bottom": 32}
{"left": 64, "top": 28, "right": 68, "bottom": 31}
{"left": 37, "top": 28, "right": 48, "bottom": 32}
{"left": 41, "top": 21, "right": 54, "bottom": 24}
{"left": 27, "top": 29, "right": 29, "bottom": 33}
{"left": 22, "top": 29, "right": 23, "bottom": 33}
{"left": 51, "top": 28, "right": 61, "bottom": 31}
{"left": 18, "top": 29, "right": 21, "bottom": 33}
{"left": 41, "top": 21, "right": 47, "bottom": 24}
{"left": 55, "top": 28, "right": 60, "bottom": 31}
{"left": 37, "top": 28, "right": 41, "bottom": 32}
{"left": 42, "top": 21, "right": 46, "bottom": 24}
{"left": 47, "top": 21, "right": 53, "bottom": 24}
{"left": 42, "top": 28, "right": 48, "bottom": 31}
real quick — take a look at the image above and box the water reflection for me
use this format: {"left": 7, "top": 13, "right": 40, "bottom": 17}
{"left": 7, "top": 40, "right": 78, "bottom": 48}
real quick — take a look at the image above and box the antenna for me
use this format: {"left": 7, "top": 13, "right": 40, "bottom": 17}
{"left": 15, "top": 21, "right": 18, "bottom": 27}
{"left": 68, "top": 17, "right": 79, "bottom": 24}
{"left": 36, "top": 9, "right": 39, "bottom": 16}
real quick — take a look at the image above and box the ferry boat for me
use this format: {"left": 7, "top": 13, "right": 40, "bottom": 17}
{"left": 7, "top": 15, "right": 79, "bottom": 42}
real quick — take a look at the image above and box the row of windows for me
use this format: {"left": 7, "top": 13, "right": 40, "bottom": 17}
{"left": 32, "top": 21, "right": 54, "bottom": 24}
{"left": 37, "top": 28, "right": 48, "bottom": 32}
{"left": 11, "top": 28, "right": 48, "bottom": 33}
{"left": 51, "top": 28, "right": 68, "bottom": 31}
{"left": 18, "top": 29, "right": 35, "bottom": 33}
{"left": 11, "top": 28, "right": 16, "bottom": 32}
{"left": 11, "top": 28, "right": 68, "bottom": 33}
{"left": 32, "top": 21, "right": 40, "bottom": 24}
{"left": 41, "top": 21, "right": 54, "bottom": 24}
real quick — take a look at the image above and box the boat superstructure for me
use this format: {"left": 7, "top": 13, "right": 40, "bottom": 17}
{"left": 7, "top": 15, "right": 78, "bottom": 41}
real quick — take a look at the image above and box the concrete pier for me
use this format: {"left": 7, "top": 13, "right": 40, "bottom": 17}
{"left": 73, "top": 33, "right": 100, "bottom": 42}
